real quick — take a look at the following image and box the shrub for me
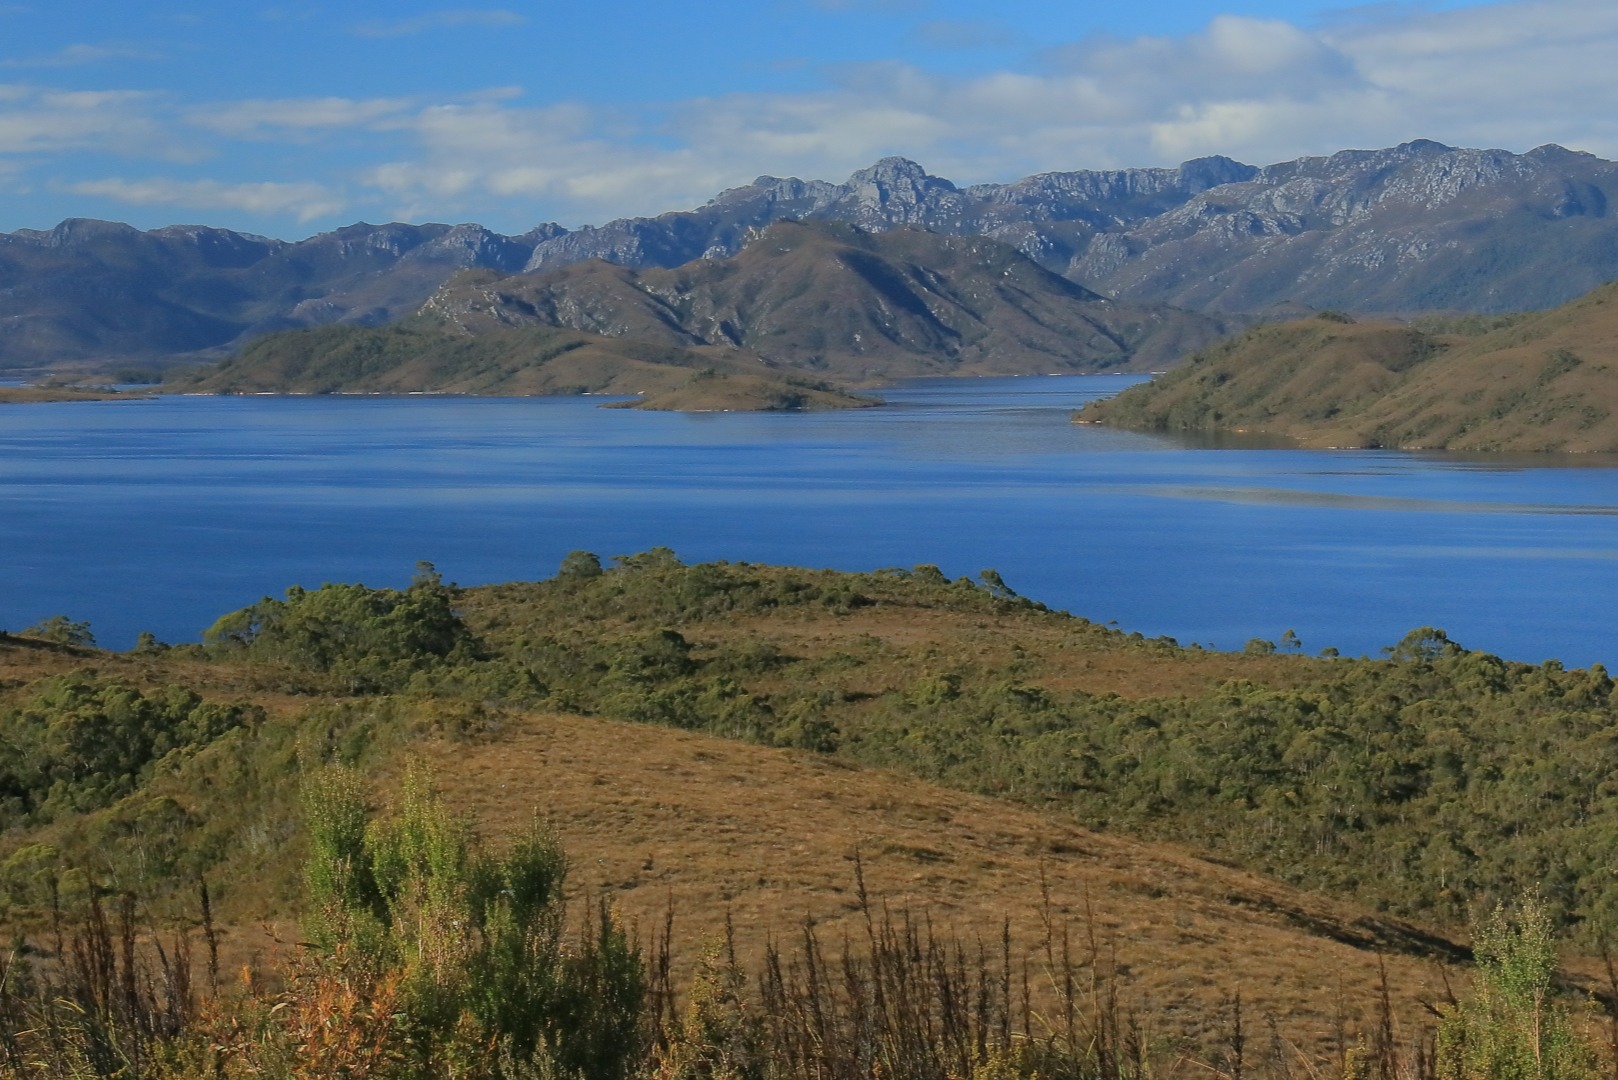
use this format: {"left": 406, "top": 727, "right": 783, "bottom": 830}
{"left": 1437, "top": 897, "right": 1596, "bottom": 1079}
{"left": 21, "top": 614, "right": 95, "bottom": 647}
{"left": 204, "top": 562, "right": 481, "bottom": 690}
{"left": 299, "top": 762, "right": 646, "bottom": 1079}
{"left": 0, "top": 673, "right": 257, "bottom": 827}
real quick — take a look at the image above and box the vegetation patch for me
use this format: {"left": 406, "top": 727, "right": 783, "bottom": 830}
{"left": 1079, "top": 283, "right": 1618, "bottom": 451}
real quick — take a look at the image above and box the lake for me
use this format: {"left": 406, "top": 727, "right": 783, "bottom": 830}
{"left": 5, "top": 375, "right": 1618, "bottom": 667}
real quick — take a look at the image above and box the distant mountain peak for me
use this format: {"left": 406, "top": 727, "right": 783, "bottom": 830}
{"left": 846, "top": 156, "right": 944, "bottom": 184}
{"left": 45, "top": 218, "right": 144, "bottom": 246}
{"left": 6, "top": 141, "right": 1618, "bottom": 372}
{"left": 1395, "top": 138, "right": 1454, "bottom": 154}
{"left": 1175, "top": 155, "right": 1260, "bottom": 191}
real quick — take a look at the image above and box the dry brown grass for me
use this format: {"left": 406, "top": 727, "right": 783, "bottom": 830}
{"left": 0, "top": 585, "right": 1528, "bottom": 1070}
{"left": 1083, "top": 285, "right": 1618, "bottom": 451}
{"left": 413, "top": 708, "right": 1458, "bottom": 1061}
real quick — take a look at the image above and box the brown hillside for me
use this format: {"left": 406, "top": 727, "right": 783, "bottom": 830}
{"left": 414, "top": 708, "right": 1459, "bottom": 1056}
{"left": 16, "top": 558, "right": 1618, "bottom": 1069}
{"left": 1353, "top": 283, "right": 1618, "bottom": 450}
{"left": 1080, "top": 283, "right": 1618, "bottom": 450}
{"left": 0, "top": 613, "right": 1462, "bottom": 1062}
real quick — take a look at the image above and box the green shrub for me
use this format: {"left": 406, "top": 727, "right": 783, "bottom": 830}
{"left": 1437, "top": 897, "right": 1596, "bottom": 1079}
{"left": 205, "top": 562, "right": 482, "bottom": 690}
{"left": 0, "top": 673, "right": 258, "bottom": 827}
{"left": 301, "top": 763, "right": 646, "bottom": 1079}
{"left": 21, "top": 615, "right": 95, "bottom": 647}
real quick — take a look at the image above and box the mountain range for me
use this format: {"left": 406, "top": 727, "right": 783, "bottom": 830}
{"left": 421, "top": 220, "right": 1220, "bottom": 379}
{"left": 174, "top": 220, "right": 1215, "bottom": 408}
{"left": 6, "top": 139, "right": 1618, "bottom": 372}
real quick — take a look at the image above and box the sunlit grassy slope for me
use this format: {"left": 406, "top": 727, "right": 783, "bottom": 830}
{"left": 1080, "top": 284, "right": 1618, "bottom": 450}
{"left": 5, "top": 553, "right": 1614, "bottom": 1055}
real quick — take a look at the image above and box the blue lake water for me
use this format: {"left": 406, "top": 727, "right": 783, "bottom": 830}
{"left": 4, "top": 374, "right": 1618, "bottom": 667}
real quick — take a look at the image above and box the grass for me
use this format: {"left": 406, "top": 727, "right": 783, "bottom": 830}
{"left": 414, "top": 707, "right": 1460, "bottom": 1061}
{"left": 1080, "top": 283, "right": 1618, "bottom": 451}
{"left": 5, "top": 555, "right": 1618, "bottom": 1074}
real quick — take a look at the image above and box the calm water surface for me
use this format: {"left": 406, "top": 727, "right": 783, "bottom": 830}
{"left": 5, "top": 375, "right": 1618, "bottom": 666}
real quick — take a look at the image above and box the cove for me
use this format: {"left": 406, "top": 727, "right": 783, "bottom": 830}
{"left": 4, "top": 375, "right": 1618, "bottom": 667}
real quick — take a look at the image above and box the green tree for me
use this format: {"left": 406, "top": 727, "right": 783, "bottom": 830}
{"left": 559, "top": 550, "right": 605, "bottom": 580}
{"left": 204, "top": 566, "right": 481, "bottom": 690}
{"left": 1437, "top": 897, "right": 1595, "bottom": 1080}
{"left": 0, "top": 674, "right": 253, "bottom": 827}
{"left": 22, "top": 615, "right": 95, "bottom": 647}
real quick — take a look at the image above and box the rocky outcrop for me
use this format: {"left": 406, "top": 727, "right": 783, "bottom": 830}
{"left": 1071, "top": 141, "right": 1618, "bottom": 313}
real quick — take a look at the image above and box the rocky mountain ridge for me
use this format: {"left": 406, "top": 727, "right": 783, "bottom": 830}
{"left": 423, "top": 220, "right": 1226, "bottom": 378}
{"left": 5, "top": 140, "right": 1618, "bottom": 371}
{"left": 518, "top": 154, "right": 1260, "bottom": 278}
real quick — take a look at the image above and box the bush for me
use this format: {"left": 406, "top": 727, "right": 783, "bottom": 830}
{"left": 298, "top": 763, "right": 646, "bottom": 1079}
{"left": 204, "top": 562, "right": 482, "bottom": 690}
{"left": 0, "top": 673, "right": 258, "bottom": 827}
{"left": 21, "top": 614, "right": 95, "bottom": 647}
{"left": 1437, "top": 897, "right": 1596, "bottom": 1079}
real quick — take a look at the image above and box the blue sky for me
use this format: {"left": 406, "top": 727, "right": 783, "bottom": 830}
{"left": 0, "top": 0, "right": 1609, "bottom": 238}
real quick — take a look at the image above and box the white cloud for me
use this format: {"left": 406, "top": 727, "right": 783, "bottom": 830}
{"left": 352, "top": 8, "right": 526, "bottom": 37}
{"left": 67, "top": 177, "right": 346, "bottom": 222}
{"left": 188, "top": 96, "right": 415, "bottom": 138}
{"left": 0, "top": 86, "right": 172, "bottom": 156}
{"left": 355, "top": 0, "right": 1618, "bottom": 226}
{"left": 1, "top": 43, "right": 162, "bottom": 68}
{"left": 10, "top": 0, "right": 1618, "bottom": 233}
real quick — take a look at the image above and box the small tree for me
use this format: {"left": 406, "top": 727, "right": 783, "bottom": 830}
{"left": 204, "top": 569, "right": 480, "bottom": 690}
{"left": 21, "top": 615, "right": 95, "bottom": 647}
{"left": 1437, "top": 897, "right": 1595, "bottom": 1080}
{"left": 558, "top": 550, "right": 605, "bottom": 581}
{"left": 653, "top": 924, "right": 762, "bottom": 1080}
{"left": 301, "top": 763, "right": 646, "bottom": 1079}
